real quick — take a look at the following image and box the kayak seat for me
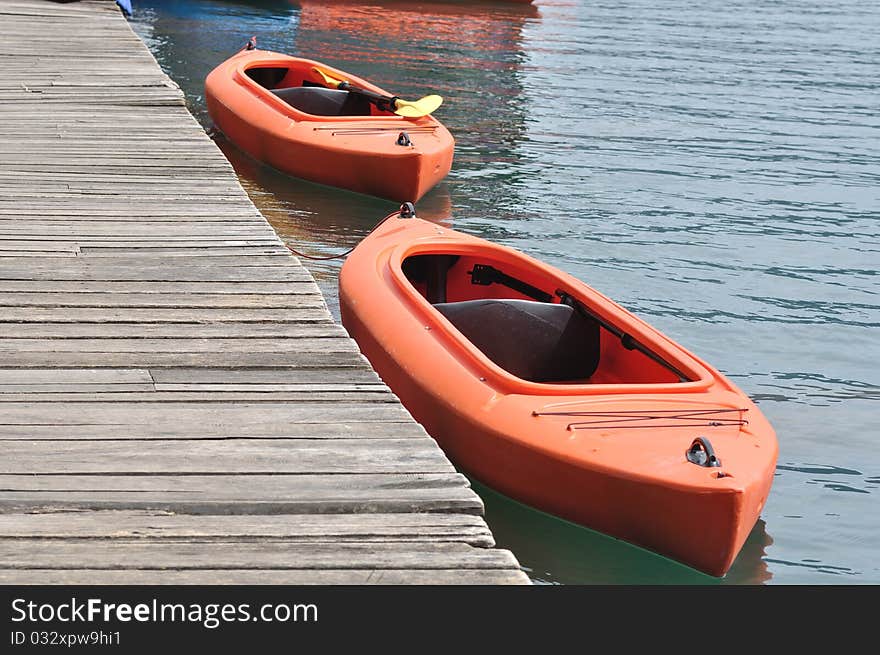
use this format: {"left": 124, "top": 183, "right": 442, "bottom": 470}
{"left": 433, "top": 299, "right": 600, "bottom": 383}
{"left": 270, "top": 86, "right": 372, "bottom": 116}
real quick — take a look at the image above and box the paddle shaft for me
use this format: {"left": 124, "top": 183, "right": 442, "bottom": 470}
{"left": 310, "top": 66, "right": 441, "bottom": 117}
{"left": 335, "top": 81, "right": 399, "bottom": 112}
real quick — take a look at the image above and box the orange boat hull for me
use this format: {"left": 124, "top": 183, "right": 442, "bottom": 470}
{"left": 339, "top": 210, "right": 778, "bottom": 577}
{"left": 205, "top": 48, "right": 454, "bottom": 202}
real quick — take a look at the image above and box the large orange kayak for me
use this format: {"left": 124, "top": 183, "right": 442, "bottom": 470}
{"left": 205, "top": 42, "right": 454, "bottom": 202}
{"left": 339, "top": 205, "right": 778, "bottom": 577}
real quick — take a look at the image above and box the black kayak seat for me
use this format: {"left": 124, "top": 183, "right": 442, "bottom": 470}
{"left": 270, "top": 86, "right": 372, "bottom": 116}
{"left": 433, "top": 298, "right": 600, "bottom": 383}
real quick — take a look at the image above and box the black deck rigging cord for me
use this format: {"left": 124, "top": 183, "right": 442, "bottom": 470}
{"left": 532, "top": 407, "right": 750, "bottom": 432}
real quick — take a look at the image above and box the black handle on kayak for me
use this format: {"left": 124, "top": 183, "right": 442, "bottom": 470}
{"left": 469, "top": 264, "right": 553, "bottom": 303}
{"left": 686, "top": 437, "right": 722, "bottom": 467}
{"left": 399, "top": 202, "right": 416, "bottom": 218}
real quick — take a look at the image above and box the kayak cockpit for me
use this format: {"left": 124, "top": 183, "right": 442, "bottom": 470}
{"left": 244, "top": 63, "right": 390, "bottom": 117}
{"left": 402, "top": 252, "right": 694, "bottom": 386}
{"left": 271, "top": 87, "right": 372, "bottom": 117}
{"left": 434, "top": 298, "right": 600, "bottom": 383}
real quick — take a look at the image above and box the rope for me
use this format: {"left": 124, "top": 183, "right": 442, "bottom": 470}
{"left": 284, "top": 208, "right": 400, "bottom": 261}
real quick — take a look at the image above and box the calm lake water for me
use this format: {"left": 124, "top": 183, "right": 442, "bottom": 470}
{"left": 129, "top": 0, "right": 879, "bottom": 584}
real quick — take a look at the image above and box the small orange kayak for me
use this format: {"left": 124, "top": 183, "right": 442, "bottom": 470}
{"left": 205, "top": 40, "right": 454, "bottom": 202}
{"left": 339, "top": 204, "right": 778, "bottom": 577}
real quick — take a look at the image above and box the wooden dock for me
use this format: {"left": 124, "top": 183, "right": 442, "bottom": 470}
{"left": 0, "top": 0, "right": 528, "bottom": 584}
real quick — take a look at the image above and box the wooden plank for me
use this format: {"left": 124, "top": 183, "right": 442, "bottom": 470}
{"left": 0, "top": 337, "right": 358, "bottom": 352}
{"left": 0, "top": 352, "right": 369, "bottom": 367}
{"left": 148, "top": 368, "right": 382, "bottom": 384}
{"left": 0, "top": 541, "right": 520, "bottom": 571}
{"left": 0, "top": 401, "right": 415, "bottom": 424}
{"left": 1, "top": 439, "right": 455, "bottom": 474}
{"left": 0, "top": 385, "right": 159, "bottom": 393}
{"left": 0, "top": 215, "right": 267, "bottom": 222}
{"left": 0, "top": 323, "right": 348, "bottom": 338}
{"left": 0, "top": 308, "right": 335, "bottom": 323}
{"left": 0, "top": 368, "right": 152, "bottom": 384}
{"left": 0, "top": 392, "right": 397, "bottom": 402}
{"left": 0, "top": 569, "right": 531, "bottom": 584}
{"left": 0, "top": 251, "right": 78, "bottom": 257}
{"left": 0, "top": 473, "right": 484, "bottom": 515}
{"left": 151, "top": 384, "right": 386, "bottom": 393}
{"left": 0, "top": 511, "right": 495, "bottom": 546}
{"left": 2, "top": 367, "right": 383, "bottom": 386}
{"left": 0, "top": 241, "right": 77, "bottom": 252}
{"left": 0, "top": 422, "right": 425, "bottom": 440}
{"left": 78, "top": 247, "right": 294, "bottom": 258}
{"left": 0, "top": 292, "right": 327, "bottom": 308}
{"left": 0, "top": 238, "right": 282, "bottom": 246}
{"left": 0, "top": 229, "right": 274, "bottom": 238}
{"left": 0, "top": 264, "right": 317, "bottom": 282}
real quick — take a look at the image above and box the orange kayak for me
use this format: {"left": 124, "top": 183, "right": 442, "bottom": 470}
{"left": 339, "top": 205, "right": 778, "bottom": 577}
{"left": 205, "top": 42, "right": 454, "bottom": 202}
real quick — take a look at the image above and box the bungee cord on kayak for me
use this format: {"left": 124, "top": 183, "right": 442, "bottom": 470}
{"left": 531, "top": 407, "right": 750, "bottom": 431}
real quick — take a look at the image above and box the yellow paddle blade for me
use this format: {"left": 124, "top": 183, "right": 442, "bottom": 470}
{"left": 311, "top": 66, "right": 346, "bottom": 87}
{"left": 393, "top": 94, "right": 443, "bottom": 118}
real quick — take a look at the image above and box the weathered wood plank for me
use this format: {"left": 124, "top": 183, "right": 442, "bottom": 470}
{"left": 0, "top": 264, "right": 317, "bottom": 282}
{"left": 0, "top": 292, "right": 327, "bottom": 308}
{"left": 0, "top": 222, "right": 267, "bottom": 232}
{"left": 0, "top": 238, "right": 279, "bottom": 247}
{"left": 0, "top": 326, "right": 351, "bottom": 342}
{"left": 0, "top": 229, "right": 273, "bottom": 239}
{"left": 0, "top": 511, "right": 495, "bottom": 545}
{"left": 0, "top": 569, "right": 531, "bottom": 584}
{"left": 0, "top": 337, "right": 358, "bottom": 352}
{"left": 78, "top": 247, "right": 294, "bottom": 258}
{"left": 0, "top": 541, "right": 519, "bottom": 570}
{"left": 0, "top": 473, "right": 484, "bottom": 515}
{"left": 0, "top": 308, "right": 335, "bottom": 323}
{"left": 148, "top": 368, "right": 382, "bottom": 384}
{"left": 0, "top": 391, "right": 398, "bottom": 402}
{"left": 0, "top": 352, "right": 369, "bottom": 367}
{"left": 0, "top": 241, "right": 78, "bottom": 252}
{"left": 0, "top": 422, "right": 424, "bottom": 440}
{"left": 0, "top": 385, "right": 160, "bottom": 393}
{"left": 0, "top": 401, "right": 414, "bottom": 424}
{"left": 150, "top": 384, "right": 386, "bottom": 393}
{"left": 0, "top": 323, "right": 347, "bottom": 338}
{"left": 0, "top": 368, "right": 153, "bottom": 384}
{"left": 1, "top": 439, "right": 455, "bottom": 474}
{"left": 0, "top": 351, "right": 374, "bottom": 369}
{"left": 0, "top": 251, "right": 78, "bottom": 257}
